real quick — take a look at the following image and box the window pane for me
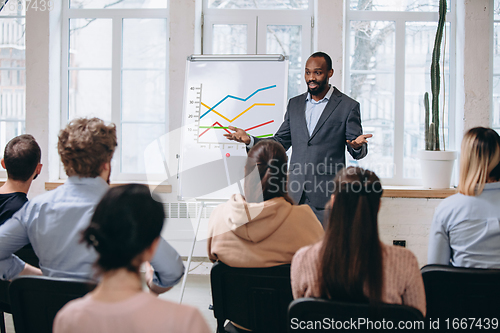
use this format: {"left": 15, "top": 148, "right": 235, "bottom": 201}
{"left": 0, "top": 18, "right": 25, "bottom": 155}
{"left": 493, "top": 23, "right": 500, "bottom": 131}
{"left": 0, "top": 19, "right": 25, "bottom": 67}
{"left": 70, "top": 0, "right": 167, "bottom": 9}
{"left": 70, "top": 19, "right": 112, "bottom": 68}
{"left": 123, "top": 19, "right": 167, "bottom": 69}
{"left": 212, "top": 24, "right": 247, "bottom": 54}
{"left": 349, "top": 21, "right": 395, "bottom": 178}
{"left": 266, "top": 25, "right": 301, "bottom": 98}
{"left": 492, "top": 76, "right": 500, "bottom": 131}
{"left": 121, "top": 123, "right": 165, "bottom": 174}
{"left": 122, "top": 70, "right": 165, "bottom": 122}
{"left": 404, "top": 22, "right": 450, "bottom": 178}
{"left": 0, "top": 69, "right": 25, "bottom": 87}
{"left": 0, "top": 121, "right": 24, "bottom": 155}
{"left": 495, "top": 0, "right": 500, "bottom": 21}
{"left": 0, "top": 2, "right": 25, "bottom": 15}
{"left": 349, "top": 0, "right": 448, "bottom": 12}
{"left": 69, "top": 70, "right": 111, "bottom": 121}
{"left": 208, "top": 0, "right": 308, "bottom": 9}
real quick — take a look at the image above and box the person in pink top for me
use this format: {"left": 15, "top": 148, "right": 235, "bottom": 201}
{"left": 291, "top": 167, "right": 426, "bottom": 316}
{"left": 54, "top": 184, "right": 210, "bottom": 333}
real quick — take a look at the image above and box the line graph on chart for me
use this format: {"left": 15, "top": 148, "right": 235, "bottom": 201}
{"left": 188, "top": 84, "right": 279, "bottom": 145}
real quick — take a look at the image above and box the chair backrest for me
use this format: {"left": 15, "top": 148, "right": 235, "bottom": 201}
{"left": 210, "top": 261, "right": 293, "bottom": 333}
{"left": 421, "top": 264, "right": 500, "bottom": 320}
{"left": 288, "top": 298, "right": 424, "bottom": 333}
{"left": 9, "top": 275, "right": 97, "bottom": 333}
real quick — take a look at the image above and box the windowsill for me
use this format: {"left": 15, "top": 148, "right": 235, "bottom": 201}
{"left": 382, "top": 186, "right": 456, "bottom": 198}
{"left": 0, "top": 181, "right": 452, "bottom": 198}
{"left": 44, "top": 181, "right": 172, "bottom": 193}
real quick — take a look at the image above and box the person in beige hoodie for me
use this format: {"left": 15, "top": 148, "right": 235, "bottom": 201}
{"left": 207, "top": 140, "right": 324, "bottom": 268}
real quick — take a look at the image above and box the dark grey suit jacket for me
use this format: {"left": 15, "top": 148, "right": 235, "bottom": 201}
{"left": 253, "top": 86, "right": 367, "bottom": 210}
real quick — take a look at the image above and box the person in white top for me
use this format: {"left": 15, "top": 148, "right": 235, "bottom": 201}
{"left": 428, "top": 127, "right": 500, "bottom": 268}
{"left": 54, "top": 184, "right": 211, "bottom": 333}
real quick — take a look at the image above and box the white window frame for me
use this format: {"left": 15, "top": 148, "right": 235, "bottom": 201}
{"left": 60, "top": 1, "right": 169, "bottom": 181}
{"left": 345, "top": 2, "right": 456, "bottom": 186}
{"left": 492, "top": 0, "right": 499, "bottom": 131}
{"left": 203, "top": 0, "right": 313, "bottom": 95}
{"left": 0, "top": 9, "right": 26, "bottom": 179}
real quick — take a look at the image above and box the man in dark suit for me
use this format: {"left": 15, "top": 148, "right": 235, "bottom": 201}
{"left": 225, "top": 52, "right": 371, "bottom": 226}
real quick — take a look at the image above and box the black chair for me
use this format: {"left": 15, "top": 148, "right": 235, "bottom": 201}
{"left": 9, "top": 275, "right": 97, "bottom": 333}
{"left": 288, "top": 298, "right": 424, "bottom": 333}
{"left": 0, "top": 280, "right": 10, "bottom": 333}
{"left": 210, "top": 261, "right": 293, "bottom": 333}
{"left": 421, "top": 264, "right": 500, "bottom": 326}
{"left": 0, "top": 245, "right": 40, "bottom": 333}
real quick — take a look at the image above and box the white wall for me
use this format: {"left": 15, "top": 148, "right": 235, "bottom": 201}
{"left": 457, "top": 0, "right": 492, "bottom": 131}
{"left": 379, "top": 198, "right": 442, "bottom": 267}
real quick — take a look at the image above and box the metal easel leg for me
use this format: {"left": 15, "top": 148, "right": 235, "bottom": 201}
{"left": 179, "top": 201, "right": 205, "bottom": 304}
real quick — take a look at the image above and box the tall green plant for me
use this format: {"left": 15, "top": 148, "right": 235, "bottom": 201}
{"left": 424, "top": 0, "right": 446, "bottom": 151}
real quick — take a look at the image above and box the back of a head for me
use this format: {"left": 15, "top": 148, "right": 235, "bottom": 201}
{"left": 82, "top": 184, "right": 165, "bottom": 274}
{"left": 244, "top": 140, "right": 293, "bottom": 204}
{"left": 3, "top": 134, "right": 41, "bottom": 182}
{"left": 58, "top": 118, "right": 117, "bottom": 178}
{"left": 459, "top": 127, "right": 500, "bottom": 196}
{"left": 319, "top": 166, "right": 383, "bottom": 303}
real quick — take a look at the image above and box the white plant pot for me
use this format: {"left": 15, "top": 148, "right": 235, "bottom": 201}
{"left": 417, "top": 150, "right": 457, "bottom": 189}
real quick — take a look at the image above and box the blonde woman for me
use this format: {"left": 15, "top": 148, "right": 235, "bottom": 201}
{"left": 428, "top": 127, "right": 500, "bottom": 268}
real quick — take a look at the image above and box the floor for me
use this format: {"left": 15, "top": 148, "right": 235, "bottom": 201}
{"left": 160, "top": 273, "right": 217, "bottom": 332}
{"left": 4, "top": 272, "right": 217, "bottom": 333}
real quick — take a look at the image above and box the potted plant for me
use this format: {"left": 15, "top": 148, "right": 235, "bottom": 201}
{"left": 417, "top": 0, "right": 457, "bottom": 189}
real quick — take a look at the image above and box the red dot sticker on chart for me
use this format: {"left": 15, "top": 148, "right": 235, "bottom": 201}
{"left": 226, "top": 153, "right": 230, "bottom": 157}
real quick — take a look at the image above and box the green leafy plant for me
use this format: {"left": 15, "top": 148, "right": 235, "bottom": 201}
{"left": 424, "top": 0, "right": 446, "bottom": 151}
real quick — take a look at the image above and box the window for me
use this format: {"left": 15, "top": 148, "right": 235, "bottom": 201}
{"left": 62, "top": 0, "right": 168, "bottom": 180}
{"left": 493, "top": 0, "right": 500, "bottom": 132}
{"left": 0, "top": 4, "right": 25, "bottom": 178}
{"left": 346, "top": 0, "right": 454, "bottom": 185}
{"left": 203, "top": 0, "right": 313, "bottom": 98}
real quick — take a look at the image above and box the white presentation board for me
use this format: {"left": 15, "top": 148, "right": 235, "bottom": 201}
{"left": 178, "top": 55, "right": 289, "bottom": 200}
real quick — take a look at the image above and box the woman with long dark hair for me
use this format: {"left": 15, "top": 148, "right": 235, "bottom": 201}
{"left": 207, "top": 139, "right": 324, "bottom": 267}
{"left": 428, "top": 127, "right": 500, "bottom": 267}
{"left": 54, "top": 184, "right": 210, "bottom": 333}
{"left": 291, "top": 167, "right": 426, "bottom": 315}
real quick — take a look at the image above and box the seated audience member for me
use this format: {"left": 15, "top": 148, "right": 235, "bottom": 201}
{"left": 428, "top": 127, "right": 500, "bottom": 268}
{"left": 54, "top": 184, "right": 210, "bottom": 333}
{"left": 0, "top": 134, "right": 42, "bottom": 268}
{"left": 207, "top": 139, "right": 324, "bottom": 268}
{"left": 0, "top": 134, "right": 42, "bottom": 225}
{"left": 0, "top": 135, "right": 43, "bottom": 304}
{"left": 0, "top": 118, "right": 183, "bottom": 293}
{"left": 291, "top": 167, "right": 426, "bottom": 316}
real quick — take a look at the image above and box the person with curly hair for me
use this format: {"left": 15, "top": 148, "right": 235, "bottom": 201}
{"left": 0, "top": 118, "right": 184, "bottom": 294}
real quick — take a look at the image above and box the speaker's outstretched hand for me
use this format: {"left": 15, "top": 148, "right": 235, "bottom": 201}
{"left": 346, "top": 134, "right": 373, "bottom": 149}
{"left": 224, "top": 126, "right": 251, "bottom": 145}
